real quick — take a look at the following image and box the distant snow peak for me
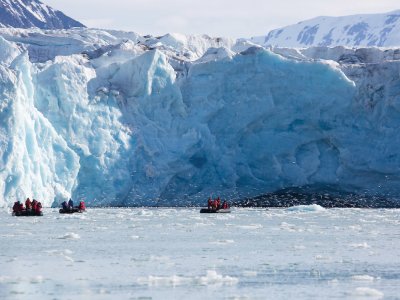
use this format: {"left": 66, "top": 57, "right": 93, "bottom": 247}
{"left": 0, "top": 0, "right": 85, "bottom": 29}
{"left": 260, "top": 10, "right": 400, "bottom": 48}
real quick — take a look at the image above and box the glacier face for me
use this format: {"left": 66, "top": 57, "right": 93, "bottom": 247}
{"left": 256, "top": 10, "right": 400, "bottom": 48}
{"left": 0, "top": 28, "right": 400, "bottom": 207}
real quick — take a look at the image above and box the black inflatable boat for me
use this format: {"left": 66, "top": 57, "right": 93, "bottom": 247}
{"left": 200, "top": 208, "right": 231, "bottom": 213}
{"left": 59, "top": 208, "right": 85, "bottom": 214}
{"left": 12, "top": 210, "right": 43, "bottom": 217}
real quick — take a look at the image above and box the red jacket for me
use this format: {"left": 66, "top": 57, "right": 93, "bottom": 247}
{"left": 78, "top": 201, "right": 86, "bottom": 210}
{"left": 25, "top": 198, "right": 32, "bottom": 209}
{"left": 207, "top": 199, "right": 212, "bottom": 208}
{"left": 35, "top": 203, "right": 42, "bottom": 214}
{"left": 13, "top": 202, "right": 21, "bottom": 212}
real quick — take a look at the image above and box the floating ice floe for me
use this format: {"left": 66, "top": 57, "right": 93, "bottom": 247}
{"left": 285, "top": 204, "right": 326, "bottom": 212}
{"left": 351, "top": 275, "right": 375, "bottom": 281}
{"left": 352, "top": 287, "right": 384, "bottom": 298}
{"left": 57, "top": 232, "right": 81, "bottom": 240}
{"left": 136, "top": 270, "right": 238, "bottom": 287}
{"left": 210, "top": 239, "right": 235, "bottom": 245}
{"left": 197, "top": 270, "right": 239, "bottom": 286}
{"left": 350, "top": 242, "right": 370, "bottom": 249}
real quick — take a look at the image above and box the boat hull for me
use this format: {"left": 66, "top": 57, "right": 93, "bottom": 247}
{"left": 12, "top": 210, "right": 43, "bottom": 217}
{"left": 59, "top": 208, "right": 85, "bottom": 214}
{"left": 200, "top": 208, "right": 231, "bottom": 213}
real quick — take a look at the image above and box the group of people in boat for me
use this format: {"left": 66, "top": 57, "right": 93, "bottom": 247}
{"left": 11, "top": 197, "right": 86, "bottom": 216}
{"left": 12, "top": 198, "right": 43, "bottom": 215}
{"left": 207, "top": 197, "right": 229, "bottom": 210}
{"left": 61, "top": 198, "right": 86, "bottom": 212}
{"left": 13, "top": 196, "right": 231, "bottom": 215}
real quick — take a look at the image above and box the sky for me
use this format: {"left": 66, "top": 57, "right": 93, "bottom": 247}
{"left": 43, "top": 0, "right": 400, "bottom": 38}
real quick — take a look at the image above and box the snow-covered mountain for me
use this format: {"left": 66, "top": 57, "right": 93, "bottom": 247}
{"left": 0, "top": 0, "right": 85, "bottom": 29}
{"left": 0, "top": 27, "right": 400, "bottom": 207}
{"left": 257, "top": 10, "right": 400, "bottom": 47}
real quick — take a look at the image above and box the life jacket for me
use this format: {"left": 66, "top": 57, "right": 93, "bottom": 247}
{"left": 79, "top": 201, "right": 86, "bottom": 210}
{"left": 32, "top": 200, "right": 38, "bottom": 210}
{"left": 19, "top": 203, "right": 24, "bottom": 211}
{"left": 222, "top": 202, "right": 228, "bottom": 209}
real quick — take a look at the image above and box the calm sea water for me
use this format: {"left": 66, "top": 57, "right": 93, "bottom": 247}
{"left": 0, "top": 207, "right": 399, "bottom": 299}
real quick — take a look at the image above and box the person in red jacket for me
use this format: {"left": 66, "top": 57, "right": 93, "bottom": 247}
{"left": 13, "top": 201, "right": 22, "bottom": 213}
{"left": 207, "top": 198, "right": 212, "bottom": 209}
{"left": 78, "top": 201, "right": 86, "bottom": 211}
{"left": 222, "top": 201, "right": 229, "bottom": 209}
{"left": 32, "top": 199, "right": 38, "bottom": 211}
{"left": 216, "top": 197, "right": 221, "bottom": 209}
{"left": 25, "top": 198, "right": 32, "bottom": 210}
{"left": 35, "top": 202, "right": 42, "bottom": 215}
{"left": 212, "top": 199, "right": 218, "bottom": 209}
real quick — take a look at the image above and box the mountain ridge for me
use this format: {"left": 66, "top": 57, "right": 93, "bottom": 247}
{"left": 0, "top": 0, "right": 85, "bottom": 29}
{"left": 253, "top": 10, "right": 400, "bottom": 48}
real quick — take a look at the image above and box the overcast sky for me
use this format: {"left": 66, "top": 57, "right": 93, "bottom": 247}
{"left": 43, "top": 0, "right": 400, "bottom": 38}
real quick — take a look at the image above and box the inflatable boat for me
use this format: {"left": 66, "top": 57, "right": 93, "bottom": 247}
{"left": 200, "top": 208, "right": 231, "bottom": 213}
{"left": 59, "top": 207, "right": 85, "bottom": 214}
{"left": 12, "top": 210, "right": 43, "bottom": 217}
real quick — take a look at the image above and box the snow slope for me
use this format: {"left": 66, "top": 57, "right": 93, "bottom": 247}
{"left": 0, "top": 28, "right": 400, "bottom": 207}
{"left": 0, "top": 0, "right": 85, "bottom": 29}
{"left": 259, "top": 10, "right": 400, "bottom": 47}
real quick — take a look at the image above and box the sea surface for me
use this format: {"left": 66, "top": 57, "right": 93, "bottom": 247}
{"left": 0, "top": 206, "right": 399, "bottom": 299}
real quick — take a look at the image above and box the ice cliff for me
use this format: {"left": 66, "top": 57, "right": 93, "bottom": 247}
{"left": 0, "top": 28, "right": 399, "bottom": 207}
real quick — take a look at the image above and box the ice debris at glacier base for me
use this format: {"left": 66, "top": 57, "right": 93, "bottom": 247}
{"left": 0, "top": 28, "right": 400, "bottom": 207}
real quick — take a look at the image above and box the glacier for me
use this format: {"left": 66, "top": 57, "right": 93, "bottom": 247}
{"left": 0, "top": 28, "right": 400, "bottom": 207}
